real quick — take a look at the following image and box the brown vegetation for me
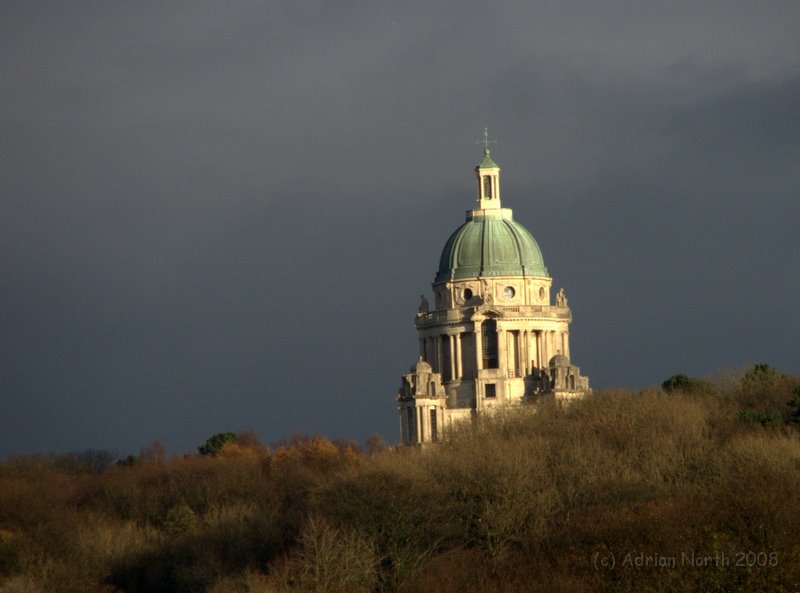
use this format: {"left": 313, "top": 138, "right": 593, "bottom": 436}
{"left": 1, "top": 368, "right": 799, "bottom": 593}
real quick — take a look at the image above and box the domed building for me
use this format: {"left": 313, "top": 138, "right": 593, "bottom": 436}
{"left": 397, "top": 140, "right": 590, "bottom": 445}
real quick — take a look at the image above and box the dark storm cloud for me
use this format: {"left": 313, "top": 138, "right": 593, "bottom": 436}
{"left": 2, "top": 1, "right": 799, "bottom": 456}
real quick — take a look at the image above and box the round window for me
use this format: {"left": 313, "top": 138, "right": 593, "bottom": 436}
{"left": 504, "top": 286, "right": 515, "bottom": 299}
{"left": 463, "top": 288, "right": 473, "bottom": 300}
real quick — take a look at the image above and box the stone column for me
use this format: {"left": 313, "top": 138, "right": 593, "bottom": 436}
{"left": 564, "top": 332, "right": 570, "bottom": 359}
{"left": 419, "top": 338, "right": 425, "bottom": 359}
{"left": 519, "top": 329, "right": 531, "bottom": 375}
{"left": 497, "top": 325, "right": 507, "bottom": 373}
{"left": 449, "top": 335, "right": 456, "bottom": 382}
{"left": 426, "top": 406, "right": 433, "bottom": 443}
{"left": 510, "top": 330, "right": 518, "bottom": 377}
{"left": 542, "top": 331, "right": 548, "bottom": 363}
{"left": 455, "top": 332, "right": 463, "bottom": 379}
{"left": 436, "top": 336, "right": 443, "bottom": 375}
{"left": 529, "top": 331, "right": 536, "bottom": 372}
{"left": 474, "top": 323, "right": 483, "bottom": 373}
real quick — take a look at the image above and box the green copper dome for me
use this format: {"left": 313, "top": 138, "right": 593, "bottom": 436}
{"left": 436, "top": 208, "right": 549, "bottom": 282}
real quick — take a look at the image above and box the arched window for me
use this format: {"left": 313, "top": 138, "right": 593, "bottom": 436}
{"left": 482, "top": 320, "right": 498, "bottom": 369}
{"left": 483, "top": 176, "right": 492, "bottom": 198}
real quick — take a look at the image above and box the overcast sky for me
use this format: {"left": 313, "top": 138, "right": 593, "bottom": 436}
{"left": 2, "top": 1, "right": 799, "bottom": 457}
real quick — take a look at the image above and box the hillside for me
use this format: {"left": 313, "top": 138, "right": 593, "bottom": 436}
{"left": 1, "top": 366, "right": 799, "bottom": 593}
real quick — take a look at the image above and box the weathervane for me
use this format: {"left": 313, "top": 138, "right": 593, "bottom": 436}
{"left": 476, "top": 127, "right": 497, "bottom": 153}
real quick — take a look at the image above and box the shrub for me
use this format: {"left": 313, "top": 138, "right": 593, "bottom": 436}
{"left": 198, "top": 433, "right": 238, "bottom": 457}
{"left": 787, "top": 386, "right": 800, "bottom": 426}
{"left": 733, "top": 364, "right": 800, "bottom": 426}
{"left": 313, "top": 462, "right": 453, "bottom": 591}
{"left": 736, "top": 410, "right": 783, "bottom": 427}
{"left": 267, "top": 514, "right": 378, "bottom": 593}
{"left": 662, "top": 373, "right": 695, "bottom": 392}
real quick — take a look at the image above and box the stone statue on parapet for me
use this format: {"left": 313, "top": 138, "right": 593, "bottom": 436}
{"left": 418, "top": 294, "right": 429, "bottom": 314}
{"left": 556, "top": 287, "right": 568, "bottom": 307}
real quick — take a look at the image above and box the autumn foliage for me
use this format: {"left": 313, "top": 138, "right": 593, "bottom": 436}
{"left": 1, "top": 367, "right": 800, "bottom": 593}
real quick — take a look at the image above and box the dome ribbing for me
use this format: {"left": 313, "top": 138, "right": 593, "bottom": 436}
{"left": 435, "top": 208, "right": 548, "bottom": 282}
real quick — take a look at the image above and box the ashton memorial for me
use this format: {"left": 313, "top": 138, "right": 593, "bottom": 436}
{"left": 397, "top": 134, "right": 590, "bottom": 445}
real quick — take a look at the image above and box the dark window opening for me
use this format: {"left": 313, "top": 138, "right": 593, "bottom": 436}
{"left": 483, "top": 176, "right": 492, "bottom": 198}
{"left": 482, "top": 320, "right": 498, "bottom": 369}
{"left": 430, "top": 409, "right": 438, "bottom": 441}
{"left": 485, "top": 384, "right": 496, "bottom": 398}
{"left": 406, "top": 408, "right": 416, "bottom": 443}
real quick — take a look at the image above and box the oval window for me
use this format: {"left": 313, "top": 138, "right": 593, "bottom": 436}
{"left": 504, "top": 286, "right": 515, "bottom": 299}
{"left": 539, "top": 287, "right": 545, "bottom": 300}
{"left": 463, "top": 288, "right": 473, "bottom": 300}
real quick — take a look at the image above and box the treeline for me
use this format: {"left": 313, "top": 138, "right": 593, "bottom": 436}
{"left": 1, "top": 365, "right": 800, "bottom": 593}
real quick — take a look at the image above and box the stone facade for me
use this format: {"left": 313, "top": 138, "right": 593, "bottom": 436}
{"left": 397, "top": 145, "right": 590, "bottom": 445}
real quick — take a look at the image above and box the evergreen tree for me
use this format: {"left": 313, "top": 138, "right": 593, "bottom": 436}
{"left": 198, "top": 432, "right": 237, "bottom": 456}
